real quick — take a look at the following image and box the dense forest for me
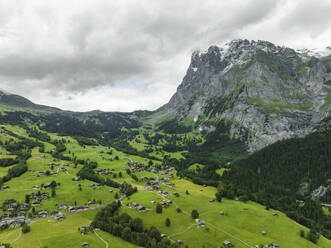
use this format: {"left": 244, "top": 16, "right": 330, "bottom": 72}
{"left": 92, "top": 202, "right": 180, "bottom": 248}
{"left": 220, "top": 125, "right": 331, "bottom": 239}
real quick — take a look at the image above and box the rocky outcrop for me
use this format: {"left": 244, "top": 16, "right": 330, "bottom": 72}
{"left": 163, "top": 39, "right": 331, "bottom": 151}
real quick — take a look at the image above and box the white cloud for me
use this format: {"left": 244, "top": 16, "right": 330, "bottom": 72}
{"left": 0, "top": 0, "right": 330, "bottom": 111}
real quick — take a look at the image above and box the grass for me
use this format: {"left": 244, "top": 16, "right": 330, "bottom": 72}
{"left": 0, "top": 125, "right": 330, "bottom": 248}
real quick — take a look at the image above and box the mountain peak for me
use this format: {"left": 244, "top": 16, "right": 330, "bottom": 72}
{"left": 164, "top": 39, "right": 331, "bottom": 151}
{"left": 0, "top": 88, "right": 12, "bottom": 96}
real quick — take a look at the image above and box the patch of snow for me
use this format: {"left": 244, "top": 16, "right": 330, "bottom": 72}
{"left": 296, "top": 47, "right": 331, "bottom": 58}
{"left": 0, "top": 88, "right": 12, "bottom": 95}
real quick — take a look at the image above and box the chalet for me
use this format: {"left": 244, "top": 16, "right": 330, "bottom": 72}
{"left": 43, "top": 183, "right": 51, "bottom": 189}
{"left": 38, "top": 210, "right": 48, "bottom": 218}
{"left": 160, "top": 200, "right": 168, "bottom": 207}
{"left": 223, "top": 240, "right": 233, "bottom": 247}
{"left": 32, "top": 185, "right": 40, "bottom": 190}
{"left": 51, "top": 210, "right": 59, "bottom": 216}
{"left": 72, "top": 176, "right": 81, "bottom": 181}
{"left": 137, "top": 205, "right": 147, "bottom": 212}
{"left": 32, "top": 201, "right": 40, "bottom": 207}
{"left": 82, "top": 242, "right": 89, "bottom": 247}
{"left": 176, "top": 240, "right": 183, "bottom": 245}
{"left": 9, "top": 219, "right": 24, "bottom": 229}
{"left": 20, "top": 203, "right": 29, "bottom": 210}
{"left": 54, "top": 213, "right": 65, "bottom": 221}
{"left": 17, "top": 211, "right": 26, "bottom": 217}
{"left": 68, "top": 206, "right": 76, "bottom": 212}
{"left": 1, "top": 212, "right": 12, "bottom": 220}
{"left": 195, "top": 219, "right": 206, "bottom": 227}
{"left": 8, "top": 203, "right": 18, "bottom": 210}
{"left": 130, "top": 202, "right": 139, "bottom": 208}
{"left": 6, "top": 198, "right": 15, "bottom": 204}
{"left": 59, "top": 203, "right": 68, "bottom": 209}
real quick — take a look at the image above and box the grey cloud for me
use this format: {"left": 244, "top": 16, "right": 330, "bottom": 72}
{"left": 0, "top": 0, "right": 330, "bottom": 111}
{"left": 279, "top": 0, "right": 331, "bottom": 38}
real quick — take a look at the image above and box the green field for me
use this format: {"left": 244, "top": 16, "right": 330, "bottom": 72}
{"left": 0, "top": 124, "right": 330, "bottom": 248}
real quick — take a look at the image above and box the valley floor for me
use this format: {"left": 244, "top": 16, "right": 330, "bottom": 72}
{"left": 0, "top": 125, "right": 330, "bottom": 248}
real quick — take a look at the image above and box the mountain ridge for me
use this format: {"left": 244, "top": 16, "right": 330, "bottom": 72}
{"left": 161, "top": 39, "right": 331, "bottom": 151}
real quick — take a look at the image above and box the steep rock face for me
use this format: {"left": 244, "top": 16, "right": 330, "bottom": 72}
{"left": 163, "top": 39, "right": 331, "bottom": 151}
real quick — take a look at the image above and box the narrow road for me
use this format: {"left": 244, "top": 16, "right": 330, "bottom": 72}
{"left": 94, "top": 229, "right": 109, "bottom": 248}
{"left": 11, "top": 232, "right": 22, "bottom": 244}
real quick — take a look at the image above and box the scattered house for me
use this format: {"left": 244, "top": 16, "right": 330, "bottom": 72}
{"left": 59, "top": 203, "right": 68, "bottom": 209}
{"left": 54, "top": 213, "right": 65, "bottom": 221}
{"left": 32, "top": 201, "right": 40, "bottom": 207}
{"left": 89, "top": 184, "right": 96, "bottom": 189}
{"left": 32, "top": 185, "right": 40, "bottom": 190}
{"left": 43, "top": 183, "right": 51, "bottom": 189}
{"left": 243, "top": 207, "right": 248, "bottom": 210}
{"left": 262, "top": 231, "right": 267, "bottom": 235}
{"left": 51, "top": 210, "right": 59, "bottom": 216}
{"left": 20, "top": 203, "right": 29, "bottom": 210}
{"left": 273, "top": 213, "right": 279, "bottom": 217}
{"left": 223, "top": 240, "right": 233, "bottom": 247}
{"left": 220, "top": 211, "right": 224, "bottom": 215}
{"left": 1, "top": 212, "right": 12, "bottom": 220}
{"left": 6, "top": 198, "right": 15, "bottom": 204}
{"left": 9, "top": 219, "right": 24, "bottom": 229}
{"left": 38, "top": 210, "right": 48, "bottom": 218}
{"left": 268, "top": 243, "right": 279, "bottom": 248}
{"left": 161, "top": 234, "right": 167, "bottom": 238}
{"left": 72, "top": 176, "right": 81, "bottom": 181}
{"left": 0, "top": 185, "right": 9, "bottom": 190}
{"left": 137, "top": 205, "right": 147, "bottom": 212}
{"left": 195, "top": 219, "right": 206, "bottom": 228}
{"left": 8, "top": 203, "right": 18, "bottom": 210}
{"left": 109, "top": 190, "right": 113, "bottom": 193}
{"left": 17, "top": 211, "right": 26, "bottom": 217}
{"left": 40, "top": 155, "right": 46, "bottom": 158}
{"left": 209, "top": 199, "right": 215, "bottom": 202}
{"left": 82, "top": 242, "right": 89, "bottom": 247}
{"left": 176, "top": 240, "right": 183, "bottom": 245}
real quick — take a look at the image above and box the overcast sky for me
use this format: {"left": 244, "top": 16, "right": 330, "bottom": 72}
{"left": 0, "top": 0, "right": 331, "bottom": 112}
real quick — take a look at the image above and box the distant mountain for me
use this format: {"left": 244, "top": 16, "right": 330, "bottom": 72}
{"left": 0, "top": 89, "right": 60, "bottom": 112}
{"left": 161, "top": 39, "right": 331, "bottom": 151}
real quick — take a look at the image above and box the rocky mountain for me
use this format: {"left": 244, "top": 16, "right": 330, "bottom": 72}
{"left": 162, "top": 39, "right": 331, "bottom": 151}
{"left": 0, "top": 89, "right": 60, "bottom": 112}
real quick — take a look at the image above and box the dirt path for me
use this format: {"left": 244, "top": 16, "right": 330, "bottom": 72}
{"left": 94, "top": 229, "right": 109, "bottom": 248}
{"left": 149, "top": 189, "right": 253, "bottom": 247}
{"left": 11, "top": 232, "right": 22, "bottom": 244}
